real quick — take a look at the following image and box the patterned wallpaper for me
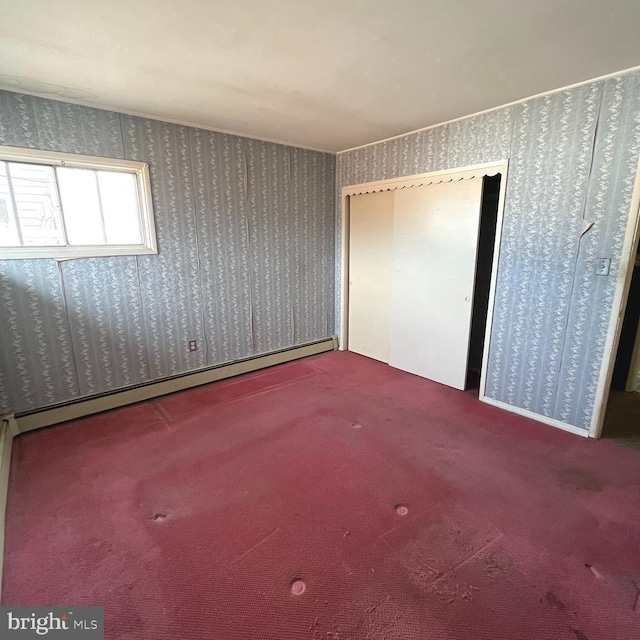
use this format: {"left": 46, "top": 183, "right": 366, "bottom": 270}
{"left": 0, "top": 90, "right": 335, "bottom": 415}
{"left": 2, "top": 69, "right": 639, "bottom": 435}
{"left": 337, "top": 71, "right": 640, "bottom": 432}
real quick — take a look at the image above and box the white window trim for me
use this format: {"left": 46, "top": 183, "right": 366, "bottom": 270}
{"left": 0, "top": 145, "right": 157, "bottom": 260}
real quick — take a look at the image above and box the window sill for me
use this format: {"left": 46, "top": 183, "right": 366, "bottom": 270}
{"left": 0, "top": 244, "right": 158, "bottom": 260}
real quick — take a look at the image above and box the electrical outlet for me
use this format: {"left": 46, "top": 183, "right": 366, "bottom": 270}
{"left": 595, "top": 258, "right": 611, "bottom": 276}
{"left": 188, "top": 340, "right": 197, "bottom": 352}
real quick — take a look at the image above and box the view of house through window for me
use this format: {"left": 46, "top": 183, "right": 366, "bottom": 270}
{"left": 0, "top": 161, "right": 63, "bottom": 246}
{"left": 1, "top": 162, "right": 143, "bottom": 247}
{"left": 0, "top": 147, "right": 156, "bottom": 259}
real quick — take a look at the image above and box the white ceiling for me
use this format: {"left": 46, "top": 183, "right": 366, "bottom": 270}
{"left": 1, "top": 1, "right": 639, "bottom": 153}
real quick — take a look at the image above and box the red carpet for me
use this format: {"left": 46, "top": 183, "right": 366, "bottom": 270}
{"left": 3, "top": 351, "right": 640, "bottom": 640}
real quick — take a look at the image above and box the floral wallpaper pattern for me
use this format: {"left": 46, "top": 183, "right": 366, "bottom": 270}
{"left": 337, "top": 71, "right": 640, "bottom": 432}
{"left": 1, "top": 68, "right": 639, "bottom": 435}
{"left": 0, "top": 90, "right": 335, "bottom": 414}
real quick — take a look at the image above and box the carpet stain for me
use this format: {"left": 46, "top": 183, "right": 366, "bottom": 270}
{"left": 558, "top": 469, "right": 603, "bottom": 492}
{"left": 4, "top": 351, "right": 640, "bottom": 640}
{"left": 632, "top": 581, "right": 640, "bottom": 613}
{"left": 545, "top": 591, "right": 566, "bottom": 610}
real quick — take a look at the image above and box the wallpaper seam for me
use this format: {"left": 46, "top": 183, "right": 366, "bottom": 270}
{"left": 243, "top": 140, "right": 257, "bottom": 354}
{"left": 548, "top": 85, "right": 605, "bottom": 423}
{"left": 507, "top": 104, "right": 518, "bottom": 161}
{"left": 55, "top": 261, "right": 82, "bottom": 399}
{"left": 134, "top": 255, "right": 153, "bottom": 378}
{"left": 117, "top": 113, "right": 127, "bottom": 163}
{"left": 122, "top": 118, "right": 154, "bottom": 383}
{"left": 188, "top": 129, "right": 212, "bottom": 365}
{"left": 288, "top": 150, "right": 297, "bottom": 345}
{"left": 0, "top": 90, "right": 336, "bottom": 413}
{"left": 31, "top": 97, "right": 41, "bottom": 145}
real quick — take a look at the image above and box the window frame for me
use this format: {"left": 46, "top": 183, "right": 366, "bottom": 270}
{"left": 0, "top": 144, "right": 157, "bottom": 260}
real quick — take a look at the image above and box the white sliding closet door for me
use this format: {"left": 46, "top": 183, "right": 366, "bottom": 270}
{"left": 388, "top": 179, "right": 484, "bottom": 390}
{"left": 348, "top": 191, "right": 394, "bottom": 362}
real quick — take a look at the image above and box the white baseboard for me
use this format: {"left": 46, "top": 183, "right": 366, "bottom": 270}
{"left": 480, "top": 395, "right": 590, "bottom": 438}
{"left": 16, "top": 337, "right": 337, "bottom": 433}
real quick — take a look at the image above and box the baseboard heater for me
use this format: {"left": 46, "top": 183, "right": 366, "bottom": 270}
{"left": 15, "top": 336, "right": 338, "bottom": 433}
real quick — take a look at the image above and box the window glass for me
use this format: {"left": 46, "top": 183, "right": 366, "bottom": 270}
{"left": 98, "top": 171, "right": 142, "bottom": 245}
{"left": 0, "top": 146, "right": 156, "bottom": 259}
{"left": 1, "top": 161, "right": 65, "bottom": 246}
{"left": 0, "top": 163, "right": 20, "bottom": 246}
{"left": 57, "top": 166, "right": 105, "bottom": 245}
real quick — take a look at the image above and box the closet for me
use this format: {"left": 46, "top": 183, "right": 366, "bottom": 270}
{"left": 347, "top": 169, "right": 502, "bottom": 391}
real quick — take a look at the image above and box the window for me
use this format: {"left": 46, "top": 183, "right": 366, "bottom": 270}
{"left": 0, "top": 145, "right": 156, "bottom": 259}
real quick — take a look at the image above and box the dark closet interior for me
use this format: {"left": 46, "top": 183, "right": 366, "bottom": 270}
{"left": 467, "top": 174, "right": 501, "bottom": 388}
